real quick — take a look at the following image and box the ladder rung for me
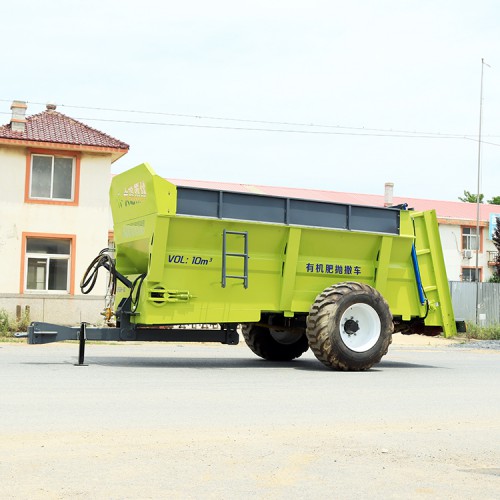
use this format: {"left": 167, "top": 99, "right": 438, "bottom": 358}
{"left": 222, "top": 229, "right": 249, "bottom": 289}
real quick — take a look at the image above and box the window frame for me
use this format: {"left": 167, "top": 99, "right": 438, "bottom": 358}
{"left": 20, "top": 233, "right": 76, "bottom": 295}
{"left": 461, "top": 226, "right": 483, "bottom": 253}
{"left": 25, "top": 149, "right": 81, "bottom": 206}
{"left": 461, "top": 266, "right": 483, "bottom": 282}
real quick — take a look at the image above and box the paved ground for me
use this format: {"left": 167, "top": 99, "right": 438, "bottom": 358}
{"left": 1, "top": 336, "right": 499, "bottom": 499}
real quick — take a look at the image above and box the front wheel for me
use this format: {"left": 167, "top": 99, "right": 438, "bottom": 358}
{"left": 241, "top": 324, "right": 309, "bottom": 361}
{"left": 306, "top": 282, "right": 393, "bottom": 371}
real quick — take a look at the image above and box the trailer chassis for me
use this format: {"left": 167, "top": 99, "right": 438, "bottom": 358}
{"left": 23, "top": 297, "right": 239, "bottom": 365}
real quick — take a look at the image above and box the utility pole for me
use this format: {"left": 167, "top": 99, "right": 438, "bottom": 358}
{"left": 475, "top": 58, "right": 490, "bottom": 324}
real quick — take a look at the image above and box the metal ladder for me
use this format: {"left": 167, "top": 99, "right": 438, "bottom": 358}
{"left": 222, "top": 230, "right": 249, "bottom": 288}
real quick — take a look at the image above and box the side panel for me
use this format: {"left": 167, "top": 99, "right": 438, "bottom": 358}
{"left": 118, "top": 215, "right": 424, "bottom": 326}
{"left": 176, "top": 187, "right": 400, "bottom": 234}
{"left": 411, "top": 210, "right": 457, "bottom": 337}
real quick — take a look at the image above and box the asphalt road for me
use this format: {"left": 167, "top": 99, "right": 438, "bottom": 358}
{"left": 1, "top": 338, "right": 499, "bottom": 499}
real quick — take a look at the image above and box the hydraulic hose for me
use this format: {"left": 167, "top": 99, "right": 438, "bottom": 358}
{"left": 80, "top": 249, "right": 117, "bottom": 295}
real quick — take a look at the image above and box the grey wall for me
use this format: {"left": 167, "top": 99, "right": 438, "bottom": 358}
{"left": 449, "top": 281, "right": 500, "bottom": 326}
{"left": 0, "top": 294, "right": 105, "bottom": 326}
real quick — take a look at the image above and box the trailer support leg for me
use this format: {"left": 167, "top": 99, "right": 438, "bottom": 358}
{"left": 222, "top": 324, "right": 239, "bottom": 345}
{"left": 75, "top": 322, "right": 88, "bottom": 366}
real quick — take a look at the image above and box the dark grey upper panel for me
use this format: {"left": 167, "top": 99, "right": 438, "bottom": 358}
{"left": 176, "top": 186, "right": 400, "bottom": 235}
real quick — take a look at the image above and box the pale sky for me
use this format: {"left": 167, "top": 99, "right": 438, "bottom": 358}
{"left": 2, "top": 0, "right": 499, "bottom": 202}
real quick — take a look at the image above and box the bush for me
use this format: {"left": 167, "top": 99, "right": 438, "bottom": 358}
{"left": 0, "top": 309, "right": 30, "bottom": 338}
{"left": 464, "top": 322, "right": 500, "bottom": 341}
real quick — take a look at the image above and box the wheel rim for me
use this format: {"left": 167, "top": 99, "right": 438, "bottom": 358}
{"left": 269, "top": 328, "right": 303, "bottom": 345}
{"left": 339, "top": 303, "right": 381, "bottom": 352}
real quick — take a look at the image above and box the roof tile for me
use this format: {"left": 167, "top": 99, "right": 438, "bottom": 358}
{"left": 0, "top": 110, "right": 129, "bottom": 150}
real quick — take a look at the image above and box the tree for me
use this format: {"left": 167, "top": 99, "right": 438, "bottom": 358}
{"left": 490, "top": 217, "right": 500, "bottom": 283}
{"left": 458, "top": 190, "right": 500, "bottom": 204}
{"left": 487, "top": 196, "right": 500, "bottom": 205}
{"left": 458, "top": 190, "right": 484, "bottom": 203}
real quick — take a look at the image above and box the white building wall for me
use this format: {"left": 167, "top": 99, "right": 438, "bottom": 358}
{"left": 0, "top": 146, "right": 113, "bottom": 325}
{"left": 439, "top": 224, "right": 463, "bottom": 281}
{"left": 438, "top": 223, "right": 496, "bottom": 282}
{"left": 69, "top": 153, "right": 111, "bottom": 294}
{"left": 0, "top": 146, "right": 29, "bottom": 292}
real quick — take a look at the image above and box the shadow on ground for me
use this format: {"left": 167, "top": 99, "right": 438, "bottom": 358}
{"left": 22, "top": 356, "right": 442, "bottom": 371}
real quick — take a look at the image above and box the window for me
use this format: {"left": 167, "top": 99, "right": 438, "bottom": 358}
{"left": 461, "top": 267, "right": 481, "bottom": 282}
{"left": 30, "top": 154, "right": 75, "bottom": 201}
{"left": 25, "top": 237, "right": 72, "bottom": 292}
{"left": 462, "top": 227, "right": 479, "bottom": 251}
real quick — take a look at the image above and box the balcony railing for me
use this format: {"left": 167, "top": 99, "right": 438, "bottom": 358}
{"left": 487, "top": 251, "right": 499, "bottom": 266}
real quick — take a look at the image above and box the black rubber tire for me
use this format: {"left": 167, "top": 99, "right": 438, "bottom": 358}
{"left": 306, "top": 282, "right": 393, "bottom": 371}
{"left": 241, "top": 324, "right": 309, "bottom": 361}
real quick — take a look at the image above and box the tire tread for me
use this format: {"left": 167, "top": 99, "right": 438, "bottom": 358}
{"left": 306, "top": 282, "right": 393, "bottom": 371}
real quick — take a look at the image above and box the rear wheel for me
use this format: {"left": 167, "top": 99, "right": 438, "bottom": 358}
{"left": 241, "top": 324, "right": 309, "bottom": 361}
{"left": 306, "top": 282, "right": 393, "bottom": 371}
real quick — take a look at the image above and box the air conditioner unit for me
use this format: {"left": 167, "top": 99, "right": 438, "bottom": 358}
{"left": 463, "top": 249, "right": 473, "bottom": 259}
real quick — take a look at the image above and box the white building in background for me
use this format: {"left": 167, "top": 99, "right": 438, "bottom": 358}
{"left": 0, "top": 101, "right": 128, "bottom": 324}
{"left": 0, "top": 100, "right": 498, "bottom": 326}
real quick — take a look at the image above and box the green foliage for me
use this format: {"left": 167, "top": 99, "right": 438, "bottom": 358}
{"left": 0, "top": 310, "right": 9, "bottom": 335}
{"left": 458, "top": 190, "right": 484, "bottom": 203}
{"left": 487, "top": 196, "right": 500, "bottom": 205}
{"left": 465, "top": 322, "right": 500, "bottom": 340}
{"left": 491, "top": 217, "right": 500, "bottom": 282}
{"left": 457, "top": 192, "right": 500, "bottom": 204}
{"left": 492, "top": 217, "right": 500, "bottom": 250}
{"left": 0, "top": 309, "right": 30, "bottom": 338}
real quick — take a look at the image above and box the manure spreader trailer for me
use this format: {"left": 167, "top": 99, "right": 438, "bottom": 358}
{"left": 26, "top": 163, "right": 461, "bottom": 370}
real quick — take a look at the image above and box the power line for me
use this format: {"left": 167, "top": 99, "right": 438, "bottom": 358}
{"left": 22, "top": 99, "right": 500, "bottom": 138}
{"left": 1, "top": 99, "right": 499, "bottom": 145}
{"left": 69, "top": 115, "right": 492, "bottom": 141}
{"left": 51, "top": 102, "right": 473, "bottom": 137}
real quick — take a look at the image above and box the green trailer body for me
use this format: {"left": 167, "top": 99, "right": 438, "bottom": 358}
{"left": 26, "top": 162, "right": 459, "bottom": 370}
{"left": 112, "top": 163, "right": 455, "bottom": 333}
